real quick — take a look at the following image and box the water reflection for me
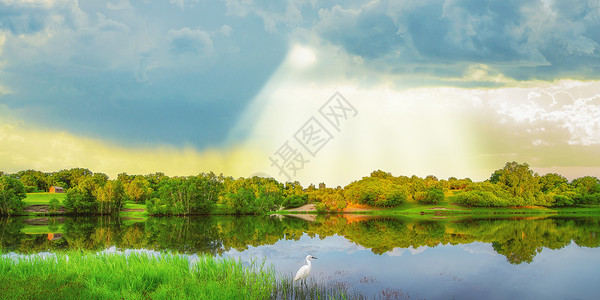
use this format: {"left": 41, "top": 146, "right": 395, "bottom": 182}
{"left": 1, "top": 215, "right": 599, "bottom": 265}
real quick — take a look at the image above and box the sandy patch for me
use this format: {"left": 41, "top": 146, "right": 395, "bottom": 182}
{"left": 285, "top": 204, "right": 317, "bottom": 212}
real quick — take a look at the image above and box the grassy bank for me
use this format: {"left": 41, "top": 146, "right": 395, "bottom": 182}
{"left": 21, "top": 193, "right": 148, "bottom": 218}
{"left": 0, "top": 251, "right": 275, "bottom": 299}
{"left": 23, "top": 193, "right": 67, "bottom": 206}
{"left": 0, "top": 251, "right": 372, "bottom": 300}
{"left": 22, "top": 193, "right": 600, "bottom": 219}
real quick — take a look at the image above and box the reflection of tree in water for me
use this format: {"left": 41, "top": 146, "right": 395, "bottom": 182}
{"left": 0, "top": 217, "right": 26, "bottom": 252}
{"left": 456, "top": 217, "right": 600, "bottom": 264}
{"left": 2, "top": 215, "right": 600, "bottom": 264}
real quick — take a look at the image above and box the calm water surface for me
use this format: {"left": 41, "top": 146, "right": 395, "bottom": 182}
{"left": 1, "top": 214, "right": 599, "bottom": 299}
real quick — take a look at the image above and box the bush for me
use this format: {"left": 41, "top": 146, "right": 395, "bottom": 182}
{"left": 282, "top": 194, "right": 307, "bottom": 208}
{"left": 49, "top": 198, "right": 60, "bottom": 213}
{"left": 552, "top": 194, "right": 574, "bottom": 207}
{"left": 413, "top": 191, "right": 427, "bottom": 203}
{"left": 418, "top": 188, "right": 445, "bottom": 205}
{"left": 315, "top": 202, "right": 328, "bottom": 212}
{"left": 580, "top": 193, "right": 600, "bottom": 205}
{"left": 456, "top": 190, "right": 508, "bottom": 207}
{"left": 145, "top": 198, "right": 169, "bottom": 215}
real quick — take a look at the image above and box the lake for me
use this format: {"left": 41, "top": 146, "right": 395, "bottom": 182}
{"left": 2, "top": 214, "right": 600, "bottom": 299}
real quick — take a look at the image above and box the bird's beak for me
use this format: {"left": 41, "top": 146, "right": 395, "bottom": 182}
{"left": 313, "top": 257, "right": 318, "bottom": 259}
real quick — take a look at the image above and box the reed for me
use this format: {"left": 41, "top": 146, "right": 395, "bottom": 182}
{"left": 0, "top": 251, "right": 275, "bottom": 299}
{"left": 0, "top": 251, "right": 411, "bottom": 299}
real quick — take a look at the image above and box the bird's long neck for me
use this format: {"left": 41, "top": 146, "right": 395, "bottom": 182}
{"left": 306, "top": 257, "right": 311, "bottom": 268}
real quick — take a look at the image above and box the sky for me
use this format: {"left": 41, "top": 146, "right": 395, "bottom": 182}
{"left": 1, "top": 0, "right": 600, "bottom": 186}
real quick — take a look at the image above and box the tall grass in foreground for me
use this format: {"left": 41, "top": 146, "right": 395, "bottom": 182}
{"left": 0, "top": 251, "right": 413, "bottom": 299}
{"left": 0, "top": 252, "right": 275, "bottom": 299}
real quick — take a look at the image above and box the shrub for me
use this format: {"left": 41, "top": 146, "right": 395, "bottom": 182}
{"left": 315, "top": 202, "right": 328, "bottom": 212}
{"left": 49, "top": 198, "right": 60, "bottom": 213}
{"left": 418, "top": 188, "right": 445, "bottom": 205}
{"left": 0, "top": 176, "right": 26, "bottom": 216}
{"left": 552, "top": 194, "right": 574, "bottom": 207}
{"left": 282, "top": 194, "right": 307, "bottom": 208}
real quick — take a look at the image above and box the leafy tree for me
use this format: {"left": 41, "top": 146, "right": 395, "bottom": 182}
{"left": 96, "top": 180, "right": 125, "bottom": 214}
{"left": 146, "top": 172, "right": 169, "bottom": 191}
{"left": 14, "top": 170, "right": 49, "bottom": 192}
{"left": 117, "top": 172, "right": 134, "bottom": 185}
{"left": 0, "top": 176, "right": 26, "bottom": 216}
{"left": 539, "top": 173, "right": 569, "bottom": 193}
{"left": 150, "top": 174, "right": 222, "bottom": 215}
{"left": 125, "top": 176, "right": 153, "bottom": 204}
{"left": 226, "top": 187, "right": 255, "bottom": 214}
{"left": 49, "top": 168, "right": 93, "bottom": 189}
{"left": 344, "top": 172, "right": 407, "bottom": 207}
{"left": 491, "top": 162, "right": 540, "bottom": 201}
{"left": 571, "top": 176, "right": 600, "bottom": 194}
{"left": 64, "top": 178, "right": 98, "bottom": 214}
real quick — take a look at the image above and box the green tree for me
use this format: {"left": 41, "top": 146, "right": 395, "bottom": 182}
{"left": 125, "top": 176, "right": 153, "bottom": 204}
{"left": 96, "top": 180, "right": 125, "bottom": 214}
{"left": 150, "top": 174, "right": 221, "bottom": 215}
{"left": 0, "top": 176, "right": 26, "bottom": 216}
{"left": 344, "top": 172, "right": 407, "bottom": 207}
{"left": 539, "top": 173, "right": 569, "bottom": 193}
{"left": 14, "top": 170, "right": 49, "bottom": 192}
{"left": 226, "top": 187, "right": 255, "bottom": 214}
{"left": 571, "top": 176, "right": 600, "bottom": 205}
{"left": 491, "top": 162, "right": 540, "bottom": 202}
{"left": 64, "top": 178, "right": 98, "bottom": 214}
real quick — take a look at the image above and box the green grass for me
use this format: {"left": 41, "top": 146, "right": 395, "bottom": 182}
{"left": 0, "top": 251, "right": 276, "bottom": 299}
{"left": 23, "top": 193, "right": 66, "bottom": 206}
{"left": 276, "top": 195, "right": 600, "bottom": 218}
{"left": 0, "top": 251, "right": 370, "bottom": 299}
{"left": 120, "top": 201, "right": 148, "bottom": 219}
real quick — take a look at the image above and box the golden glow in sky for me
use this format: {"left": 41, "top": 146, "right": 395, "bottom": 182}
{"left": 1, "top": 1, "right": 600, "bottom": 185}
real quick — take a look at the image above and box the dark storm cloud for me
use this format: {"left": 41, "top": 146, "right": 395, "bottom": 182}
{"left": 315, "top": 0, "right": 600, "bottom": 80}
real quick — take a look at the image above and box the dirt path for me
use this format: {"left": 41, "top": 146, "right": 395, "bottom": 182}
{"left": 23, "top": 205, "right": 66, "bottom": 214}
{"left": 285, "top": 204, "right": 317, "bottom": 212}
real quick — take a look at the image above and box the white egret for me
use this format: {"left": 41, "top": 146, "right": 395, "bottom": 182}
{"left": 294, "top": 255, "right": 318, "bottom": 282}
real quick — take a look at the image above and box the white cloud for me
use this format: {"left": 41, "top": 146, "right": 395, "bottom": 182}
{"left": 483, "top": 81, "right": 600, "bottom": 146}
{"left": 225, "top": 0, "right": 305, "bottom": 32}
{"left": 167, "top": 27, "right": 214, "bottom": 56}
{"left": 107, "top": 0, "right": 131, "bottom": 10}
{"left": 218, "top": 24, "right": 233, "bottom": 37}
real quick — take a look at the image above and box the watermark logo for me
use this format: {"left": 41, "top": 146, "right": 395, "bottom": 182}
{"left": 268, "top": 91, "right": 358, "bottom": 181}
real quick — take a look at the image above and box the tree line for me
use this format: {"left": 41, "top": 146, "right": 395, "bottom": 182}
{"left": 1, "top": 161, "right": 600, "bottom": 216}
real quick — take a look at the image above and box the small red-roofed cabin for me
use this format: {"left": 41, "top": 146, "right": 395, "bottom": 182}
{"left": 49, "top": 186, "right": 64, "bottom": 193}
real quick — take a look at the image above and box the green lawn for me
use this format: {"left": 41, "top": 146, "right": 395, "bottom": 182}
{"left": 23, "top": 193, "right": 66, "bottom": 205}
